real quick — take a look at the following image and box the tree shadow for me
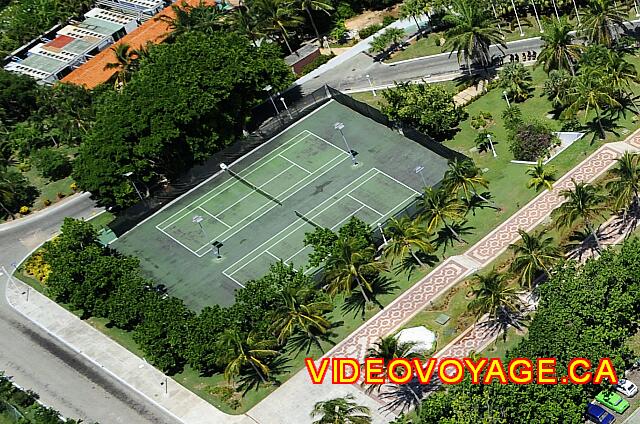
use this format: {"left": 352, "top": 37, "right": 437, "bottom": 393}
{"left": 341, "top": 276, "right": 399, "bottom": 321}
{"left": 379, "top": 377, "right": 441, "bottom": 414}
{"left": 236, "top": 355, "right": 291, "bottom": 395}
{"left": 478, "top": 307, "right": 529, "bottom": 344}
{"left": 392, "top": 251, "right": 439, "bottom": 280}
{"left": 582, "top": 114, "right": 623, "bottom": 144}
{"left": 286, "top": 322, "right": 342, "bottom": 358}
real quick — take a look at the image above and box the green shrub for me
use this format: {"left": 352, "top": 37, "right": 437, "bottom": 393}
{"left": 382, "top": 15, "right": 396, "bottom": 26}
{"left": 330, "top": 20, "right": 348, "bottom": 43}
{"left": 509, "top": 121, "right": 560, "bottom": 162}
{"left": 31, "top": 148, "right": 72, "bottom": 181}
{"left": 358, "top": 23, "right": 383, "bottom": 39}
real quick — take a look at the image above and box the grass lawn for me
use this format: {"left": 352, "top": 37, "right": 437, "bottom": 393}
{"left": 481, "top": 327, "right": 528, "bottom": 360}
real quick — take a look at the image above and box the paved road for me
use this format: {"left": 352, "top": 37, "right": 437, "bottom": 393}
{"left": 0, "top": 194, "right": 179, "bottom": 424}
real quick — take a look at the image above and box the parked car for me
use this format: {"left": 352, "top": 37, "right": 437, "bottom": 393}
{"left": 616, "top": 379, "right": 638, "bottom": 397}
{"left": 586, "top": 403, "right": 616, "bottom": 424}
{"left": 596, "top": 390, "right": 630, "bottom": 414}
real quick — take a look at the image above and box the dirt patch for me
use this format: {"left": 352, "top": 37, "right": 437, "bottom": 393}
{"left": 344, "top": 5, "right": 401, "bottom": 32}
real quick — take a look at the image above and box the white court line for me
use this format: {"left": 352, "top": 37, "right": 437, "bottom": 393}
{"left": 225, "top": 169, "right": 380, "bottom": 276}
{"left": 279, "top": 154, "right": 311, "bottom": 174}
{"left": 221, "top": 270, "right": 246, "bottom": 288}
{"left": 157, "top": 132, "right": 312, "bottom": 229}
{"left": 157, "top": 227, "right": 200, "bottom": 255}
{"left": 264, "top": 251, "right": 281, "bottom": 261}
{"left": 347, "top": 194, "right": 384, "bottom": 217}
{"left": 196, "top": 153, "right": 350, "bottom": 257}
{"left": 226, "top": 169, "right": 420, "bottom": 282}
{"left": 195, "top": 207, "right": 232, "bottom": 229}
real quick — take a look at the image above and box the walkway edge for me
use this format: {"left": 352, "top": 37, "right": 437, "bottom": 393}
{"left": 3, "top": 268, "right": 253, "bottom": 424}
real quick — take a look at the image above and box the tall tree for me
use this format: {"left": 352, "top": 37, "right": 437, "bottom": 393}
{"left": 552, "top": 179, "right": 607, "bottom": 250}
{"left": 250, "top": 0, "right": 304, "bottom": 54}
{"left": 399, "top": 0, "right": 428, "bottom": 31}
{"left": 526, "top": 159, "right": 557, "bottom": 192}
{"left": 311, "top": 395, "right": 372, "bottom": 424}
{"left": 270, "top": 285, "right": 333, "bottom": 345}
{"left": 562, "top": 68, "right": 620, "bottom": 138}
{"left": 297, "top": 0, "right": 333, "bottom": 46}
{"left": 383, "top": 216, "right": 434, "bottom": 267}
{"left": 467, "top": 270, "right": 525, "bottom": 342}
{"left": 104, "top": 43, "right": 139, "bottom": 89}
{"left": 509, "top": 229, "right": 562, "bottom": 289}
{"left": 418, "top": 187, "right": 466, "bottom": 241}
{"left": 159, "top": 1, "right": 227, "bottom": 39}
{"left": 362, "top": 335, "right": 420, "bottom": 395}
{"left": 579, "top": 0, "right": 628, "bottom": 47}
{"left": 442, "top": 157, "right": 490, "bottom": 202}
{"left": 536, "top": 17, "right": 582, "bottom": 75}
{"left": 218, "top": 329, "right": 279, "bottom": 384}
{"left": 605, "top": 152, "right": 640, "bottom": 219}
{"left": 324, "top": 238, "right": 386, "bottom": 303}
{"left": 443, "top": 0, "right": 506, "bottom": 71}
{"left": 499, "top": 62, "right": 534, "bottom": 102}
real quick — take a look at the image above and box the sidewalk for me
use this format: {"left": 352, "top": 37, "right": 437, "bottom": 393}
{"left": 3, "top": 272, "right": 255, "bottom": 424}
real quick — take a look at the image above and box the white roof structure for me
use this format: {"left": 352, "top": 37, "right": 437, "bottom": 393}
{"left": 395, "top": 326, "right": 436, "bottom": 354}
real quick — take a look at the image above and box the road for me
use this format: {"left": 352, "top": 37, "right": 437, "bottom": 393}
{"left": 299, "top": 36, "right": 544, "bottom": 94}
{"left": 0, "top": 193, "right": 179, "bottom": 424}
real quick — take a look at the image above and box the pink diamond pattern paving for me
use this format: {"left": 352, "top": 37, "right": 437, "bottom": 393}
{"left": 467, "top": 146, "right": 620, "bottom": 264}
{"left": 325, "top": 257, "right": 472, "bottom": 361}
{"left": 435, "top": 324, "right": 494, "bottom": 360}
{"left": 626, "top": 131, "right": 640, "bottom": 148}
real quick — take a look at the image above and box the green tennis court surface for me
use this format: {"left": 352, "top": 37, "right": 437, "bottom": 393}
{"left": 112, "top": 100, "right": 451, "bottom": 310}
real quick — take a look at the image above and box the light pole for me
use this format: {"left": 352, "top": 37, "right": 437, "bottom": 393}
{"left": 324, "top": 36, "right": 333, "bottom": 55}
{"left": 487, "top": 134, "right": 497, "bottom": 158}
{"left": 212, "top": 241, "right": 223, "bottom": 259}
{"left": 279, "top": 96, "right": 292, "bottom": 118}
{"left": 571, "top": 0, "right": 581, "bottom": 24}
{"left": 377, "top": 223, "right": 388, "bottom": 246}
{"left": 123, "top": 171, "right": 144, "bottom": 202}
{"left": 192, "top": 215, "right": 208, "bottom": 239}
{"left": 530, "top": 0, "right": 543, "bottom": 33}
{"left": 503, "top": 90, "right": 511, "bottom": 108}
{"left": 414, "top": 165, "right": 427, "bottom": 188}
{"left": 490, "top": 1, "right": 504, "bottom": 38}
{"left": 334, "top": 122, "right": 357, "bottom": 166}
{"left": 551, "top": 0, "right": 560, "bottom": 21}
{"left": 263, "top": 85, "right": 279, "bottom": 115}
{"left": 510, "top": 0, "right": 524, "bottom": 36}
{"left": 366, "top": 74, "right": 377, "bottom": 97}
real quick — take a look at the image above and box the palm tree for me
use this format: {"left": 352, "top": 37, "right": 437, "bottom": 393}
{"left": 580, "top": 0, "right": 629, "bottom": 47}
{"left": 400, "top": 0, "right": 427, "bottom": 31}
{"left": 231, "top": 6, "right": 262, "bottom": 46}
{"left": 526, "top": 159, "right": 557, "bottom": 192}
{"left": 383, "top": 216, "right": 434, "bottom": 267}
{"left": 298, "top": 0, "right": 333, "bottom": 46}
{"left": 270, "top": 286, "right": 333, "bottom": 345}
{"left": 604, "top": 49, "right": 640, "bottom": 96}
{"left": 443, "top": 0, "right": 506, "bottom": 72}
{"left": 311, "top": 395, "right": 371, "bottom": 424}
{"left": 324, "top": 238, "right": 386, "bottom": 303}
{"left": 509, "top": 229, "right": 562, "bottom": 289}
{"left": 536, "top": 17, "right": 582, "bottom": 75}
{"left": 159, "top": 1, "right": 226, "bottom": 38}
{"left": 362, "top": 335, "right": 419, "bottom": 395}
{"left": 251, "top": 0, "right": 304, "bottom": 54}
{"left": 552, "top": 179, "right": 607, "bottom": 250}
{"left": 442, "top": 157, "right": 491, "bottom": 203}
{"left": 499, "top": 62, "right": 533, "bottom": 102}
{"left": 418, "top": 187, "right": 466, "bottom": 241}
{"left": 103, "top": 43, "right": 138, "bottom": 88}
{"left": 467, "top": 270, "right": 525, "bottom": 341}
{"left": 562, "top": 68, "right": 620, "bottom": 138}
{"left": 605, "top": 152, "right": 640, "bottom": 220}
{"left": 433, "top": 220, "right": 474, "bottom": 253}
{"left": 219, "top": 329, "right": 279, "bottom": 384}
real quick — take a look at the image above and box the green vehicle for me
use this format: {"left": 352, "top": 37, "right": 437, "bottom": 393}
{"left": 596, "top": 390, "right": 630, "bottom": 414}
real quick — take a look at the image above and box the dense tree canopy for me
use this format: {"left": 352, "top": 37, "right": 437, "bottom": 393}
{"left": 74, "top": 31, "right": 293, "bottom": 207}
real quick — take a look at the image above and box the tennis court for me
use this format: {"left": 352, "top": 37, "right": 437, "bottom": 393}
{"left": 112, "top": 99, "right": 453, "bottom": 310}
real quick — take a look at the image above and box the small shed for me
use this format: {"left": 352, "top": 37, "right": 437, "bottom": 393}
{"left": 284, "top": 44, "right": 321, "bottom": 76}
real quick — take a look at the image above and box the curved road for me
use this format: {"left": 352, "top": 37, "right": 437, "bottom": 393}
{"left": 0, "top": 193, "right": 179, "bottom": 424}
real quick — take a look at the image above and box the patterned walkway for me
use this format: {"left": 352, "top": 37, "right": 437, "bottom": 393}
{"left": 326, "top": 131, "right": 640, "bottom": 365}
